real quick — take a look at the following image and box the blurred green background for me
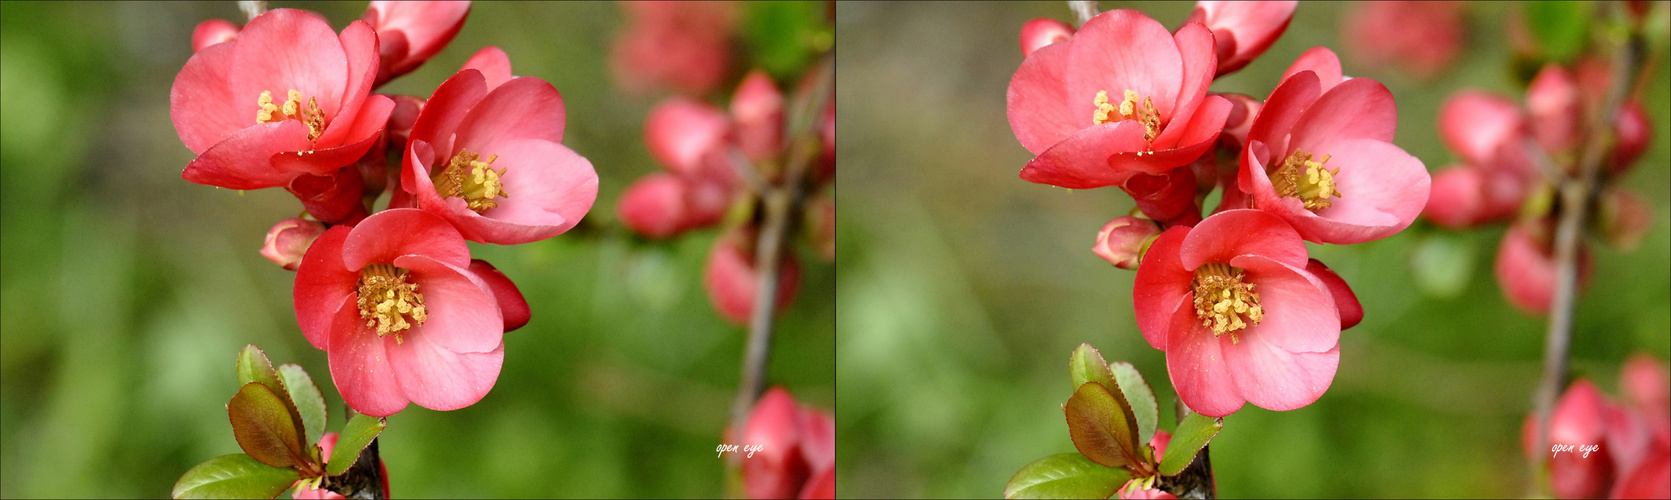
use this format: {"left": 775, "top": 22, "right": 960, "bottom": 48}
{"left": 0, "top": 1, "right": 831, "bottom": 498}
{"left": 834, "top": 1, "right": 1669, "bottom": 498}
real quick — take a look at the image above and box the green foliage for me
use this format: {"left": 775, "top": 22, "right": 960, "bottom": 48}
{"left": 275, "top": 364, "right": 326, "bottom": 448}
{"left": 1063, "top": 382, "right": 1139, "bottom": 469}
{"left": 743, "top": 1, "right": 831, "bottom": 80}
{"left": 1067, "top": 344, "right": 1117, "bottom": 395}
{"left": 1524, "top": 1, "right": 1592, "bottom": 62}
{"left": 1410, "top": 231, "right": 1477, "bottom": 298}
{"left": 1158, "top": 413, "right": 1222, "bottom": 476}
{"left": 327, "top": 413, "right": 386, "bottom": 477}
{"left": 227, "top": 383, "right": 307, "bottom": 470}
{"left": 1003, "top": 453, "right": 1131, "bottom": 499}
{"left": 172, "top": 454, "right": 299, "bottom": 499}
{"left": 1108, "top": 361, "right": 1158, "bottom": 446}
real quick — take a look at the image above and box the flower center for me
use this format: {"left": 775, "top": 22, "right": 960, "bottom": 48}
{"left": 356, "top": 263, "right": 426, "bottom": 343}
{"left": 1093, "top": 90, "right": 1161, "bottom": 144}
{"left": 1269, "top": 150, "right": 1342, "bottom": 211}
{"left": 432, "top": 149, "right": 509, "bottom": 213}
{"left": 1191, "top": 262, "right": 1263, "bottom": 343}
{"left": 256, "top": 90, "right": 325, "bottom": 142}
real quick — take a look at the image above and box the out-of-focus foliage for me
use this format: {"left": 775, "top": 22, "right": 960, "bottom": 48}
{"left": 834, "top": 1, "right": 1669, "bottom": 498}
{"left": 0, "top": 2, "right": 831, "bottom": 497}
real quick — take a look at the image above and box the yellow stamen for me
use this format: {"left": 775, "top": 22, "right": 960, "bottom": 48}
{"left": 1191, "top": 263, "right": 1263, "bottom": 343}
{"left": 254, "top": 89, "right": 326, "bottom": 142}
{"left": 433, "top": 149, "right": 509, "bottom": 213}
{"left": 1270, "top": 150, "right": 1342, "bottom": 211}
{"left": 1092, "top": 89, "right": 1162, "bottom": 144}
{"left": 356, "top": 263, "right": 426, "bottom": 342}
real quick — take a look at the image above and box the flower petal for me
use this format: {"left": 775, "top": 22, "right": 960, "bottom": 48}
{"left": 460, "top": 45, "right": 514, "bottom": 92}
{"left": 328, "top": 298, "right": 410, "bottom": 417}
{"left": 293, "top": 226, "right": 356, "bottom": 350}
{"left": 1231, "top": 254, "right": 1339, "bottom": 353}
{"left": 387, "top": 334, "right": 504, "bottom": 412}
{"left": 1133, "top": 226, "right": 1193, "bottom": 350}
{"left": 1222, "top": 332, "right": 1339, "bottom": 412}
{"left": 455, "top": 76, "right": 567, "bottom": 149}
{"left": 1280, "top": 46, "right": 1343, "bottom": 93}
{"left": 341, "top": 208, "right": 471, "bottom": 270}
{"left": 1179, "top": 209, "right": 1309, "bottom": 270}
{"left": 182, "top": 120, "right": 316, "bottom": 190}
{"left": 1166, "top": 297, "right": 1246, "bottom": 418}
{"left": 1438, "top": 91, "right": 1523, "bottom": 166}
{"left": 1065, "top": 10, "right": 1183, "bottom": 124}
{"left": 1152, "top": 22, "right": 1218, "bottom": 150}
{"left": 1018, "top": 121, "right": 1153, "bottom": 189}
{"left": 1006, "top": 40, "right": 1078, "bottom": 155}
{"left": 229, "top": 9, "right": 349, "bottom": 123}
{"left": 395, "top": 254, "right": 502, "bottom": 354}
{"left": 271, "top": 94, "right": 393, "bottom": 176}
{"left": 171, "top": 42, "right": 243, "bottom": 154}
{"left": 1298, "top": 138, "right": 1429, "bottom": 243}
{"left": 1305, "top": 258, "right": 1362, "bottom": 330}
{"left": 1248, "top": 71, "right": 1320, "bottom": 153}
{"left": 469, "top": 259, "right": 530, "bottom": 333}
{"left": 407, "top": 69, "right": 488, "bottom": 166}
{"left": 315, "top": 21, "right": 381, "bottom": 148}
{"left": 446, "top": 139, "right": 598, "bottom": 244}
{"left": 1288, "top": 77, "right": 1398, "bottom": 153}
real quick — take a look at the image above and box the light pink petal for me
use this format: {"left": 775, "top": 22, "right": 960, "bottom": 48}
{"left": 341, "top": 208, "right": 471, "bottom": 270}
{"left": 228, "top": 9, "right": 348, "bottom": 124}
{"left": 171, "top": 42, "right": 243, "bottom": 154}
{"left": 328, "top": 299, "right": 410, "bottom": 417}
{"left": 1222, "top": 332, "right": 1339, "bottom": 412}
{"left": 407, "top": 70, "right": 488, "bottom": 165}
{"left": 454, "top": 77, "right": 566, "bottom": 150}
{"left": 182, "top": 120, "right": 316, "bottom": 190}
{"left": 316, "top": 21, "right": 381, "bottom": 148}
{"left": 1006, "top": 41, "right": 1079, "bottom": 155}
{"left": 293, "top": 227, "right": 356, "bottom": 350}
{"left": 1423, "top": 166, "right": 1488, "bottom": 229}
{"left": 1248, "top": 71, "right": 1320, "bottom": 153}
{"left": 1288, "top": 77, "right": 1398, "bottom": 153}
{"left": 1280, "top": 47, "right": 1343, "bottom": 93}
{"left": 1438, "top": 91, "right": 1524, "bottom": 166}
{"left": 366, "top": 1, "right": 471, "bottom": 77}
{"left": 1196, "top": 1, "right": 1297, "bottom": 75}
{"left": 1148, "top": 94, "right": 1231, "bottom": 162}
{"left": 1179, "top": 209, "right": 1309, "bottom": 270}
{"left": 1019, "top": 18, "right": 1074, "bottom": 58}
{"left": 387, "top": 334, "right": 504, "bottom": 412}
{"left": 1166, "top": 298, "right": 1246, "bottom": 417}
{"left": 192, "top": 19, "right": 240, "bottom": 53}
{"left": 1018, "top": 121, "right": 1153, "bottom": 189}
{"left": 444, "top": 139, "right": 597, "bottom": 244}
{"left": 271, "top": 95, "right": 394, "bottom": 176}
{"left": 1297, "top": 138, "right": 1430, "bottom": 243}
{"left": 644, "top": 98, "right": 731, "bottom": 176}
{"left": 1064, "top": 10, "right": 1184, "bottom": 124}
{"left": 1230, "top": 255, "right": 1339, "bottom": 353}
{"left": 1152, "top": 22, "right": 1218, "bottom": 150}
{"left": 1133, "top": 226, "right": 1194, "bottom": 350}
{"left": 393, "top": 254, "right": 502, "bottom": 354}
{"left": 460, "top": 46, "right": 514, "bottom": 92}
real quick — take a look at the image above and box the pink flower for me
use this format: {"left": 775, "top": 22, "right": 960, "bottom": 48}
{"left": 292, "top": 208, "right": 505, "bottom": 417}
{"left": 616, "top": 97, "right": 742, "bottom": 239}
{"left": 1018, "top": 18, "right": 1074, "bottom": 58}
{"left": 290, "top": 433, "right": 389, "bottom": 499}
{"left": 1124, "top": 166, "right": 1201, "bottom": 225}
{"left": 192, "top": 19, "right": 239, "bottom": 52}
{"left": 1239, "top": 54, "right": 1430, "bottom": 244}
{"left": 705, "top": 228, "right": 800, "bottom": 325}
{"left": 1423, "top": 167, "right": 1489, "bottom": 229}
{"left": 1008, "top": 10, "right": 1231, "bottom": 189}
{"left": 1610, "top": 101, "right": 1653, "bottom": 174}
{"left": 467, "top": 259, "right": 530, "bottom": 333}
{"left": 1092, "top": 216, "right": 1163, "bottom": 270}
{"left": 1305, "top": 258, "right": 1362, "bottom": 330}
{"left": 1598, "top": 188, "right": 1654, "bottom": 252}
{"left": 262, "top": 218, "right": 327, "bottom": 271}
{"left": 1132, "top": 209, "right": 1341, "bottom": 417}
{"left": 1118, "top": 430, "right": 1176, "bottom": 499}
{"left": 617, "top": 173, "right": 694, "bottom": 239}
{"left": 288, "top": 166, "right": 369, "bottom": 225}
{"left": 401, "top": 57, "right": 599, "bottom": 245}
{"left": 738, "top": 387, "right": 834, "bottom": 500}
{"left": 362, "top": 1, "right": 472, "bottom": 87}
{"left": 171, "top": 9, "right": 394, "bottom": 190}
{"left": 1184, "top": 1, "right": 1298, "bottom": 76}
{"left": 1342, "top": 1, "right": 1464, "bottom": 80}
{"left": 732, "top": 71, "right": 784, "bottom": 164}
{"left": 1528, "top": 64, "right": 1583, "bottom": 154}
{"left": 1494, "top": 223, "right": 1592, "bottom": 315}
{"left": 610, "top": 1, "right": 737, "bottom": 96}
{"left": 1438, "top": 91, "right": 1526, "bottom": 167}
{"left": 1523, "top": 380, "right": 1615, "bottom": 499}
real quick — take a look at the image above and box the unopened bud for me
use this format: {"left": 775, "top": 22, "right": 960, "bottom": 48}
{"left": 261, "top": 218, "right": 326, "bottom": 271}
{"left": 1093, "top": 216, "right": 1162, "bottom": 270}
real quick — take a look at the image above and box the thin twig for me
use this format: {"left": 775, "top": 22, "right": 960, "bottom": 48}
{"left": 726, "top": 147, "right": 772, "bottom": 197}
{"left": 238, "top": 0, "right": 266, "bottom": 22}
{"left": 1528, "top": 17, "right": 1644, "bottom": 496}
{"left": 727, "top": 54, "right": 835, "bottom": 453}
{"left": 1068, "top": 1, "right": 1099, "bottom": 27}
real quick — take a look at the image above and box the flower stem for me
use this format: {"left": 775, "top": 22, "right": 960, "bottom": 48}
{"left": 324, "top": 405, "right": 386, "bottom": 499}
{"left": 1528, "top": 10, "right": 1643, "bottom": 495}
{"left": 1156, "top": 399, "right": 1217, "bottom": 499}
{"left": 237, "top": 0, "right": 266, "bottom": 22}
{"left": 1068, "top": 1, "right": 1098, "bottom": 27}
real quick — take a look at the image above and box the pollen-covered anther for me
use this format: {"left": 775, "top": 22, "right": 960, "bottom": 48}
{"left": 255, "top": 89, "right": 326, "bottom": 142}
{"left": 434, "top": 149, "right": 510, "bottom": 213}
{"left": 356, "top": 263, "right": 427, "bottom": 343}
{"left": 1191, "top": 262, "right": 1263, "bottom": 343}
{"left": 1092, "top": 90, "right": 1162, "bottom": 144}
{"left": 1271, "top": 150, "right": 1342, "bottom": 211}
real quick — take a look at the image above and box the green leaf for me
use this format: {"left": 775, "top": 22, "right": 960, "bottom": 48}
{"left": 276, "top": 363, "right": 325, "bottom": 447}
{"left": 1004, "top": 453, "right": 1132, "bottom": 499}
{"left": 327, "top": 412, "right": 386, "bottom": 476}
{"left": 1068, "top": 344, "right": 1117, "bottom": 394}
{"left": 1410, "top": 232, "right": 1475, "bottom": 299}
{"left": 1063, "top": 382, "right": 1139, "bottom": 468}
{"left": 1108, "top": 361, "right": 1158, "bottom": 446}
{"left": 743, "top": 1, "right": 829, "bottom": 79}
{"left": 172, "top": 454, "right": 300, "bottom": 499}
{"left": 235, "top": 345, "right": 284, "bottom": 397}
{"left": 228, "top": 383, "right": 306, "bottom": 469}
{"left": 1158, "top": 413, "right": 1223, "bottom": 476}
{"left": 1524, "top": 1, "right": 1591, "bottom": 62}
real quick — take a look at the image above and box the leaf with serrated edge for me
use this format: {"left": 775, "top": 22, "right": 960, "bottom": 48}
{"left": 327, "top": 413, "right": 386, "bottom": 476}
{"left": 1158, "top": 413, "right": 1222, "bottom": 476}
{"left": 1108, "top": 361, "right": 1158, "bottom": 446}
{"left": 228, "top": 383, "right": 306, "bottom": 469}
{"left": 172, "top": 453, "right": 300, "bottom": 499}
{"left": 1069, "top": 344, "right": 1118, "bottom": 393}
{"left": 277, "top": 363, "right": 326, "bottom": 446}
{"left": 1064, "top": 382, "right": 1140, "bottom": 468}
{"left": 235, "top": 345, "right": 309, "bottom": 455}
{"left": 1004, "top": 453, "right": 1131, "bottom": 499}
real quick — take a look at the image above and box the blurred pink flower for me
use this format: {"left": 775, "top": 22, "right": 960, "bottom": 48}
{"left": 738, "top": 387, "right": 834, "bottom": 500}
{"left": 191, "top": 19, "right": 239, "bottom": 52}
{"left": 1341, "top": 1, "right": 1465, "bottom": 80}
{"left": 1018, "top": 18, "right": 1073, "bottom": 58}
{"left": 1524, "top": 380, "right": 1616, "bottom": 499}
{"left": 1132, "top": 209, "right": 1340, "bottom": 417}
{"left": 610, "top": 1, "right": 737, "bottom": 96}
{"left": 705, "top": 228, "right": 800, "bottom": 326}
{"left": 1494, "top": 223, "right": 1591, "bottom": 315}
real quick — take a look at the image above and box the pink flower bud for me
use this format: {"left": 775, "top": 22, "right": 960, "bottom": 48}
{"left": 1610, "top": 101, "right": 1652, "bottom": 174}
{"left": 1342, "top": 1, "right": 1463, "bottom": 80}
{"left": 1186, "top": 1, "right": 1298, "bottom": 76}
{"left": 617, "top": 174, "right": 691, "bottom": 239}
{"left": 191, "top": 19, "right": 239, "bottom": 53}
{"left": 1598, "top": 188, "right": 1653, "bottom": 252}
{"left": 742, "top": 387, "right": 811, "bottom": 500}
{"left": 1092, "top": 216, "right": 1162, "bottom": 270}
{"left": 1019, "top": 18, "right": 1074, "bottom": 58}
{"left": 1215, "top": 92, "right": 1261, "bottom": 154}
{"left": 1495, "top": 223, "right": 1592, "bottom": 315}
{"left": 1438, "top": 91, "right": 1525, "bottom": 167}
{"left": 645, "top": 98, "right": 733, "bottom": 177}
{"left": 1123, "top": 167, "right": 1199, "bottom": 226}
{"left": 1528, "top": 64, "right": 1582, "bottom": 154}
{"left": 610, "top": 1, "right": 737, "bottom": 96}
{"left": 704, "top": 229, "right": 800, "bottom": 326}
{"left": 362, "top": 1, "right": 472, "bottom": 86}
{"left": 288, "top": 166, "right": 368, "bottom": 226}
{"left": 732, "top": 71, "right": 784, "bottom": 163}
{"left": 384, "top": 95, "right": 426, "bottom": 153}
{"left": 1619, "top": 354, "right": 1671, "bottom": 451}
{"left": 1523, "top": 380, "right": 1615, "bottom": 500}
{"left": 1423, "top": 167, "right": 1488, "bottom": 229}
{"left": 260, "top": 218, "right": 326, "bottom": 271}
